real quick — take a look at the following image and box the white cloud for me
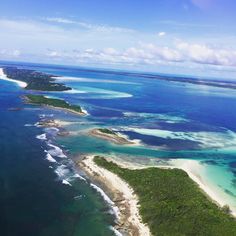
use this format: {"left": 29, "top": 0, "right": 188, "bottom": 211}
{"left": 77, "top": 22, "right": 135, "bottom": 33}
{"left": 44, "top": 17, "right": 135, "bottom": 33}
{"left": 159, "top": 20, "right": 214, "bottom": 28}
{"left": 158, "top": 32, "right": 166, "bottom": 37}
{"left": 0, "top": 18, "right": 140, "bottom": 54}
{"left": 45, "top": 43, "right": 183, "bottom": 66}
{"left": 44, "top": 42, "right": 236, "bottom": 69}
{"left": 1, "top": 18, "right": 236, "bottom": 75}
{"left": 45, "top": 17, "right": 76, "bottom": 24}
{"left": 176, "top": 42, "right": 236, "bottom": 66}
{"left": 0, "top": 49, "right": 21, "bottom": 57}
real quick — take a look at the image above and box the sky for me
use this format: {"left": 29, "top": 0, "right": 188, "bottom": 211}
{"left": 1, "top": 0, "right": 236, "bottom": 78}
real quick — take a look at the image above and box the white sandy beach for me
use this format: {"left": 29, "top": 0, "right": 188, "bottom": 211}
{"left": 79, "top": 155, "right": 236, "bottom": 235}
{"left": 89, "top": 128, "right": 141, "bottom": 146}
{"left": 108, "top": 156, "right": 236, "bottom": 217}
{"left": 171, "top": 159, "right": 236, "bottom": 217}
{"left": 0, "top": 68, "right": 27, "bottom": 88}
{"left": 78, "top": 155, "right": 151, "bottom": 236}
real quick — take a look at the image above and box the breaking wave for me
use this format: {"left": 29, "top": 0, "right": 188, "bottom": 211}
{"left": 36, "top": 133, "right": 47, "bottom": 140}
{"left": 47, "top": 143, "right": 67, "bottom": 158}
{"left": 90, "top": 183, "right": 119, "bottom": 219}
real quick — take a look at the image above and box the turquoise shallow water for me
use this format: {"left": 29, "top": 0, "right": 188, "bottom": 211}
{"left": 1, "top": 62, "right": 236, "bottom": 234}
{"left": 47, "top": 65, "right": 236, "bottom": 212}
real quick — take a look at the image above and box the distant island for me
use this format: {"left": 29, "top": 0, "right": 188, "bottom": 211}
{"left": 76, "top": 68, "right": 236, "bottom": 90}
{"left": 79, "top": 155, "right": 236, "bottom": 236}
{"left": 25, "top": 95, "right": 86, "bottom": 115}
{"left": 3, "top": 67, "right": 71, "bottom": 91}
{"left": 89, "top": 128, "right": 135, "bottom": 145}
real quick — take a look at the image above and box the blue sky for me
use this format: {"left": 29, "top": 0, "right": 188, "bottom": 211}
{"left": 1, "top": 0, "right": 236, "bottom": 78}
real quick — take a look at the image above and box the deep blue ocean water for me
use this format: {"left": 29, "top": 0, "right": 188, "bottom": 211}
{"left": 0, "top": 62, "right": 236, "bottom": 235}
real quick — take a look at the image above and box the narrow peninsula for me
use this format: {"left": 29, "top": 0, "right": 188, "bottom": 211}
{"left": 89, "top": 128, "right": 135, "bottom": 145}
{"left": 78, "top": 156, "right": 236, "bottom": 236}
{"left": 25, "top": 94, "right": 86, "bottom": 116}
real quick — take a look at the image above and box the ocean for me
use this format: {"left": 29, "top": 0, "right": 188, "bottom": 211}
{"left": 0, "top": 62, "right": 236, "bottom": 235}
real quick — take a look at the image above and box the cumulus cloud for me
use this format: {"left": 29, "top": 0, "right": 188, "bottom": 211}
{"left": 176, "top": 42, "right": 236, "bottom": 66}
{"left": 45, "top": 42, "right": 236, "bottom": 68}
{"left": 46, "top": 44, "right": 182, "bottom": 66}
{"left": 1, "top": 18, "right": 236, "bottom": 71}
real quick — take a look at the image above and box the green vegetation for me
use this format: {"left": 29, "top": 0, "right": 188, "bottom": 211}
{"left": 4, "top": 67, "right": 71, "bottom": 91}
{"left": 98, "top": 128, "right": 117, "bottom": 135}
{"left": 26, "top": 95, "right": 83, "bottom": 114}
{"left": 94, "top": 156, "right": 236, "bottom": 236}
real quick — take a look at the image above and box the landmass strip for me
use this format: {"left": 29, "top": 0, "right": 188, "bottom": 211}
{"left": 78, "top": 156, "right": 236, "bottom": 236}
{"left": 89, "top": 128, "right": 136, "bottom": 145}
{"left": 72, "top": 68, "right": 236, "bottom": 90}
{"left": 3, "top": 67, "right": 71, "bottom": 91}
{"left": 24, "top": 95, "right": 86, "bottom": 116}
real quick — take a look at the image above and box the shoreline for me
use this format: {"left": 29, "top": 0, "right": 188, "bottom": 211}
{"left": 101, "top": 156, "right": 236, "bottom": 217}
{"left": 76, "top": 155, "right": 151, "bottom": 236}
{"left": 22, "top": 95, "right": 88, "bottom": 116}
{"left": 89, "top": 128, "right": 138, "bottom": 145}
{"left": 171, "top": 159, "right": 236, "bottom": 217}
{"left": 77, "top": 154, "right": 236, "bottom": 235}
{"left": 0, "top": 68, "right": 27, "bottom": 88}
{"left": 47, "top": 105, "right": 88, "bottom": 116}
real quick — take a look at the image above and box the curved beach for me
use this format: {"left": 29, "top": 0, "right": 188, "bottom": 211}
{"left": 171, "top": 159, "right": 236, "bottom": 217}
{"left": 77, "top": 155, "right": 151, "bottom": 236}
{"left": 89, "top": 128, "right": 137, "bottom": 145}
{"left": 99, "top": 156, "right": 236, "bottom": 217}
{"left": 77, "top": 154, "right": 236, "bottom": 232}
{"left": 0, "top": 68, "right": 27, "bottom": 88}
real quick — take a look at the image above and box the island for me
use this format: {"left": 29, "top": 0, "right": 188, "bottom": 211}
{"left": 3, "top": 67, "right": 71, "bottom": 91}
{"left": 24, "top": 95, "right": 86, "bottom": 115}
{"left": 89, "top": 128, "right": 135, "bottom": 145}
{"left": 75, "top": 68, "right": 236, "bottom": 90}
{"left": 78, "top": 155, "right": 236, "bottom": 236}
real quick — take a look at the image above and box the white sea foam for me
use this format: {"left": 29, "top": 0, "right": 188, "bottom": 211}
{"left": 109, "top": 226, "right": 123, "bottom": 236}
{"left": 55, "top": 164, "right": 70, "bottom": 178}
{"left": 44, "top": 127, "right": 60, "bottom": 135}
{"left": 62, "top": 179, "right": 72, "bottom": 186}
{"left": 123, "top": 127, "right": 236, "bottom": 149}
{"left": 45, "top": 153, "right": 57, "bottom": 163}
{"left": 73, "top": 173, "right": 87, "bottom": 182}
{"left": 24, "top": 124, "right": 34, "bottom": 127}
{"left": 36, "top": 133, "right": 47, "bottom": 140}
{"left": 47, "top": 143, "right": 67, "bottom": 158}
{"left": 39, "top": 114, "right": 54, "bottom": 119}
{"left": 112, "top": 129, "right": 142, "bottom": 146}
{"left": 90, "top": 183, "right": 119, "bottom": 219}
{"left": 81, "top": 107, "right": 89, "bottom": 115}
{"left": 34, "top": 122, "right": 42, "bottom": 127}
{"left": 74, "top": 195, "right": 83, "bottom": 200}
{"left": 0, "top": 68, "right": 27, "bottom": 88}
